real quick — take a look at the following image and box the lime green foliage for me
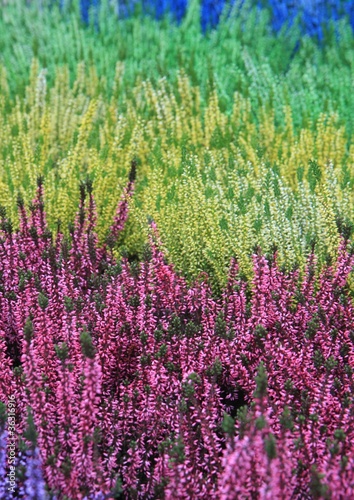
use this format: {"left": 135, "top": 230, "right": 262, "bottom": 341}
{"left": 133, "top": 150, "right": 352, "bottom": 289}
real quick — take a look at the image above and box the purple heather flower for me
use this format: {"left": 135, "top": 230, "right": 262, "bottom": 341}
{"left": 24, "top": 448, "right": 48, "bottom": 500}
{"left": 0, "top": 428, "right": 13, "bottom": 499}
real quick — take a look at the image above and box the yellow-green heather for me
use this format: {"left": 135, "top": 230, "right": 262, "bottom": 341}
{"left": 0, "top": 62, "right": 353, "bottom": 289}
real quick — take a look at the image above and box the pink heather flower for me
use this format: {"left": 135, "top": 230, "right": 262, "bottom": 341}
{"left": 0, "top": 177, "right": 353, "bottom": 498}
{"left": 0, "top": 328, "right": 14, "bottom": 400}
{"left": 108, "top": 160, "right": 136, "bottom": 245}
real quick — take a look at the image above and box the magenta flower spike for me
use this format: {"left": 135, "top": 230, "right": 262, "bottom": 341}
{"left": 0, "top": 168, "right": 354, "bottom": 498}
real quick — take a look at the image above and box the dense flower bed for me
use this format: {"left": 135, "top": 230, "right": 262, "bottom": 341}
{"left": 79, "top": 0, "right": 354, "bottom": 35}
{"left": 0, "top": 177, "right": 354, "bottom": 498}
{"left": 0, "top": 63, "right": 353, "bottom": 290}
{"left": 1, "top": 1, "right": 354, "bottom": 498}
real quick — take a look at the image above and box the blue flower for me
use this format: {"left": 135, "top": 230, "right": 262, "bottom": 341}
{"left": 24, "top": 448, "right": 48, "bottom": 500}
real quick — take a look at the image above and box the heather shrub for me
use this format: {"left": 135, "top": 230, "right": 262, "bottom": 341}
{"left": 78, "top": 0, "right": 354, "bottom": 35}
{"left": 0, "top": 181, "right": 353, "bottom": 498}
{"left": 1, "top": 1, "right": 354, "bottom": 129}
{"left": 1, "top": 2, "right": 354, "bottom": 497}
{"left": 0, "top": 64, "right": 353, "bottom": 289}
{"left": 1, "top": 1, "right": 354, "bottom": 290}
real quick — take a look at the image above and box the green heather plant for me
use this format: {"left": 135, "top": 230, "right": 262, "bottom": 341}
{"left": 0, "top": 63, "right": 353, "bottom": 289}
{"left": 1, "top": 1, "right": 354, "bottom": 132}
{"left": 133, "top": 153, "right": 353, "bottom": 290}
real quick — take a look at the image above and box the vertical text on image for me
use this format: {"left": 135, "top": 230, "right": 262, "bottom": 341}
{"left": 7, "top": 394, "right": 16, "bottom": 493}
